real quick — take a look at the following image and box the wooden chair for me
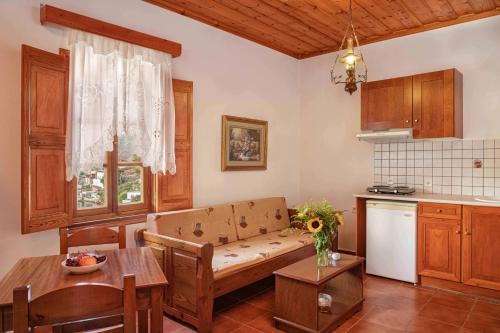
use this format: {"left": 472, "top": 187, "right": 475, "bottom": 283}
{"left": 59, "top": 225, "right": 126, "bottom": 255}
{"left": 12, "top": 274, "right": 136, "bottom": 333}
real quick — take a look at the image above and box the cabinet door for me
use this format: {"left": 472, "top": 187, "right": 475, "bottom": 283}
{"left": 463, "top": 206, "right": 500, "bottom": 290}
{"left": 360, "top": 76, "right": 412, "bottom": 130}
{"left": 156, "top": 79, "right": 193, "bottom": 211}
{"left": 21, "top": 45, "right": 72, "bottom": 234}
{"left": 417, "top": 217, "right": 461, "bottom": 281}
{"left": 412, "top": 69, "right": 463, "bottom": 139}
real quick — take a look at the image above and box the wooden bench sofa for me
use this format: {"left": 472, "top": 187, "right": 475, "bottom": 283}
{"left": 136, "top": 197, "right": 316, "bottom": 332}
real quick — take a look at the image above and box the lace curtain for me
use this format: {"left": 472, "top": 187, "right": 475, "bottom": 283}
{"left": 65, "top": 29, "right": 176, "bottom": 181}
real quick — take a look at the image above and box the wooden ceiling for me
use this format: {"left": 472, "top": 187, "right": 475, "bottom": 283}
{"left": 145, "top": 0, "right": 500, "bottom": 59}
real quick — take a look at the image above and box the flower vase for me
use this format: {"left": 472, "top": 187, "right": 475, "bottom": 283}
{"left": 317, "top": 250, "right": 329, "bottom": 267}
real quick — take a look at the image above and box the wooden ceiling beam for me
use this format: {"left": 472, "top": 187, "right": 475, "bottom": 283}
{"left": 40, "top": 4, "right": 182, "bottom": 57}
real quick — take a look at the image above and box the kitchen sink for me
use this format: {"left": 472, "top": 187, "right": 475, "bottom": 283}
{"left": 474, "top": 197, "right": 500, "bottom": 203}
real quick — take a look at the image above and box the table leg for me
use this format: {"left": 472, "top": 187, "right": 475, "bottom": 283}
{"left": 138, "top": 309, "right": 148, "bottom": 333}
{"left": 150, "top": 287, "right": 163, "bottom": 333}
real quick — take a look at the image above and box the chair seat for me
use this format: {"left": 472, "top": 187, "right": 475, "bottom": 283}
{"left": 212, "top": 229, "right": 314, "bottom": 279}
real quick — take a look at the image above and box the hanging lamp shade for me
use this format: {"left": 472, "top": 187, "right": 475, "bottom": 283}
{"left": 330, "top": 0, "right": 368, "bottom": 95}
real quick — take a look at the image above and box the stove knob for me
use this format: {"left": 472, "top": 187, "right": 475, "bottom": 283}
{"left": 374, "top": 189, "right": 378, "bottom": 193}
{"left": 394, "top": 190, "right": 398, "bottom": 194}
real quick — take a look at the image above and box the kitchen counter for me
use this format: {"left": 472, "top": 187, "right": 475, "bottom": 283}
{"left": 354, "top": 192, "right": 500, "bottom": 207}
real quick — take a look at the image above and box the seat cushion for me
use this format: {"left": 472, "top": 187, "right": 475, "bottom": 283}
{"left": 212, "top": 229, "right": 314, "bottom": 279}
{"left": 146, "top": 204, "right": 238, "bottom": 246}
{"left": 232, "top": 197, "right": 291, "bottom": 240}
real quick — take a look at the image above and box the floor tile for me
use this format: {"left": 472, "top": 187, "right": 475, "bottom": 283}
{"left": 472, "top": 300, "right": 500, "bottom": 319}
{"left": 364, "top": 293, "right": 427, "bottom": 315}
{"left": 219, "top": 302, "right": 269, "bottom": 324}
{"left": 245, "top": 291, "right": 274, "bottom": 311}
{"left": 405, "top": 317, "right": 462, "bottom": 333}
{"left": 164, "top": 316, "right": 193, "bottom": 331}
{"left": 419, "top": 302, "right": 469, "bottom": 327}
{"left": 428, "top": 291, "right": 476, "bottom": 311}
{"left": 246, "top": 313, "right": 283, "bottom": 333}
{"left": 332, "top": 315, "right": 361, "bottom": 332}
{"left": 231, "top": 325, "right": 264, "bottom": 333}
{"left": 361, "top": 306, "right": 415, "bottom": 330}
{"left": 347, "top": 319, "right": 404, "bottom": 332}
{"left": 463, "top": 313, "right": 500, "bottom": 333}
{"left": 212, "top": 314, "right": 245, "bottom": 333}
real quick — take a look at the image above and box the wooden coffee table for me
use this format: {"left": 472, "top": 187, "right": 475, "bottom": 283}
{"left": 273, "top": 254, "right": 364, "bottom": 333}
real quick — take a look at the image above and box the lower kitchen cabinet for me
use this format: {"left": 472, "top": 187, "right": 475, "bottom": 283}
{"left": 417, "top": 217, "right": 461, "bottom": 282}
{"left": 462, "top": 206, "right": 500, "bottom": 291}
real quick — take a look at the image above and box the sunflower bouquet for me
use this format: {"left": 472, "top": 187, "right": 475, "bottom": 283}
{"left": 292, "top": 200, "right": 344, "bottom": 266}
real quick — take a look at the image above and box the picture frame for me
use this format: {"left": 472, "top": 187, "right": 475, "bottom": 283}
{"left": 221, "top": 115, "right": 268, "bottom": 171}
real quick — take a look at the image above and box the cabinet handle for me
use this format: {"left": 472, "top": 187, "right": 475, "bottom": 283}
{"left": 436, "top": 209, "right": 443, "bottom": 213}
{"left": 455, "top": 230, "right": 461, "bottom": 234}
{"left": 465, "top": 231, "right": 472, "bottom": 235}
{"left": 414, "top": 119, "right": 419, "bottom": 123}
{"left": 405, "top": 120, "right": 410, "bottom": 124}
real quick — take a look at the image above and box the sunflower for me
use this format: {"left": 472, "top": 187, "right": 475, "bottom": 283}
{"left": 307, "top": 218, "right": 324, "bottom": 233}
{"left": 336, "top": 213, "right": 344, "bottom": 226}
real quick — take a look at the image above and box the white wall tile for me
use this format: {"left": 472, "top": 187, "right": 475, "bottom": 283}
{"left": 372, "top": 139, "right": 500, "bottom": 196}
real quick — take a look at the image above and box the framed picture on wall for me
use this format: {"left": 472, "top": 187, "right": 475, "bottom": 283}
{"left": 221, "top": 115, "right": 268, "bottom": 171}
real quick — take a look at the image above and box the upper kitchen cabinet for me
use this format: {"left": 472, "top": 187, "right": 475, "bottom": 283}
{"left": 360, "top": 69, "right": 463, "bottom": 139}
{"left": 413, "top": 69, "right": 463, "bottom": 139}
{"left": 361, "top": 77, "right": 413, "bottom": 130}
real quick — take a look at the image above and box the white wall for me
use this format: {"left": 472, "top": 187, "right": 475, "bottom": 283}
{"left": 299, "top": 16, "right": 500, "bottom": 250}
{"left": 0, "top": 0, "right": 300, "bottom": 278}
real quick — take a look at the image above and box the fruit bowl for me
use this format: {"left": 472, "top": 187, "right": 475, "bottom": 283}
{"left": 61, "top": 253, "right": 107, "bottom": 274}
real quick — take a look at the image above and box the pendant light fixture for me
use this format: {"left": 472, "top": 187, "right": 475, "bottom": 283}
{"left": 330, "top": 0, "right": 368, "bottom": 95}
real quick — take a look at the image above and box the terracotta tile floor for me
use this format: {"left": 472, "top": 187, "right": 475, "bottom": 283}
{"left": 164, "top": 275, "right": 500, "bottom": 333}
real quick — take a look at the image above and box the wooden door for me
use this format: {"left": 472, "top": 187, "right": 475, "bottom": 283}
{"left": 462, "top": 206, "right": 500, "bottom": 290}
{"left": 360, "top": 76, "right": 412, "bottom": 130}
{"left": 156, "top": 79, "right": 193, "bottom": 211}
{"left": 21, "top": 45, "right": 72, "bottom": 234}
{"left": 412, "top": 69, "right": 463, "bottom": 139}
{"left": 417, "top": 217, "right": 461, "bottom": 282}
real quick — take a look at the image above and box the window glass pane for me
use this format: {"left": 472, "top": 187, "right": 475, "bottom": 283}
{"left": 118, "top": 166, "right": 144, "bottom": 205}
{"left": 118, "top": 135, "right": 142, "bottom": 162}
{"left": 76, "top": 168, "right": 107, "bottom": 210}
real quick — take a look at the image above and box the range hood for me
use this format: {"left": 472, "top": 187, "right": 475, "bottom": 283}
{"left": 356, "top": 128, "right": 413, "bottom": 143}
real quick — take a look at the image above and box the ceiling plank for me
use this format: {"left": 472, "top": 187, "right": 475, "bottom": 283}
{"left": 445, "top": 0, "right": 475, "bottom": 16}
{"left": 228, "top": 0, "right": 336, "bottom": 47}
{"left": 467, "top": 0, "right": 496, "bottom": 12}
{"left": 301, "top": 7, "right": 500, "bottom": 58}
{"left": 354, "top": 0, "right": 409, "bottom": 31}
{"left": 145, "top": 0, "right": 303, "bottom": 57}
{"left": 400, "top": 0, "right": 438, "bottom": 24}
{"left": 423, "top": 0, "right": 459, "bottom": 20}
{"left": 145, "top": 0, "right": 500, "bottom": 59}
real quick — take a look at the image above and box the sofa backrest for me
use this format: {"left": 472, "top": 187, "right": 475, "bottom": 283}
{"left": 146, "top": 197, "right": 291, "bottom": 246}
{"left": 146, "top": 204, "right": 238, "bottom": 246}
{"left": 232, "top": 197, "right": 290, "bottom": 239}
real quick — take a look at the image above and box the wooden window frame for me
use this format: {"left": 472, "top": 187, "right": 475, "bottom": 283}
{"left": 72, "top": 137, "right": 153, "bottom": 225}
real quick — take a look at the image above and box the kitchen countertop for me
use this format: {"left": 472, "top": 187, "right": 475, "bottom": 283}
{"left": 354, "top": 192, "right": 500, "bottom": 207}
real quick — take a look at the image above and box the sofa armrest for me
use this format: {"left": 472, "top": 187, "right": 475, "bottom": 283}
{"left": 141, "top": 230, "right": 214, "bottom": 333}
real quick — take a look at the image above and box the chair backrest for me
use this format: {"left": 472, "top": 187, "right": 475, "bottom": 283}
{"left": 60, "top": 225, "right": 126, "bottom": 254}
{"left": 13, "top": 274, "right": 136, "bottom": 333}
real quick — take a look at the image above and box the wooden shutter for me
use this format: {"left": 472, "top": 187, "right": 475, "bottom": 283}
{"left": 21, "top": 45, "right": 72, "bottom": 234}
{"left": 156, "top": 80, "right": 193, "bottom": 211}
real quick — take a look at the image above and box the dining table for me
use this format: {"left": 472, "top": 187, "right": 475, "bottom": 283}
{"left": 0, "top": 247, "right": 167, "bottom": 333}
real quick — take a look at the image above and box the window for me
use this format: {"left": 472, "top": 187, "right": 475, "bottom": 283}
{"left": 75, "top": 136, "right": 151, "bottom": 221}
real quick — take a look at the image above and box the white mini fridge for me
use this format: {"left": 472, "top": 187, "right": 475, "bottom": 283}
{"left": 366, "top": 200, "right": 418, "bottom": 283}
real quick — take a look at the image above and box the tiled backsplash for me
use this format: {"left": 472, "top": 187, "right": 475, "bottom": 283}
{"left": 373, "top": 139, "right": 500, "bottom": 196}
